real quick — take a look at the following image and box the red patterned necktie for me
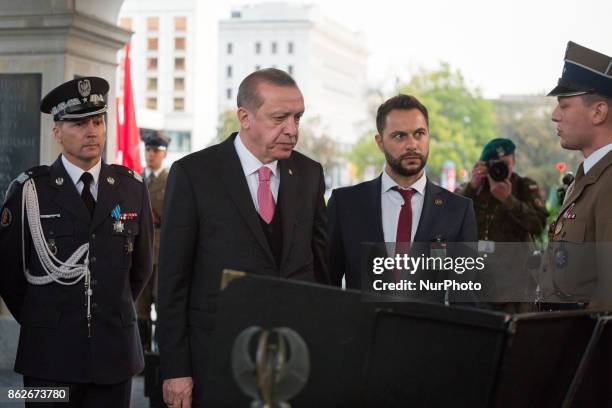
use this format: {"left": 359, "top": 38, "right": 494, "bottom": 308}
{"left": 257, "top": 166, "right": 275, "bottom": 224}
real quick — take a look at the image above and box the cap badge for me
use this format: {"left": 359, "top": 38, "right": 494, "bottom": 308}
{"left": 78, "top": 79, "right": 91, "bottom": 98}
{"left": 55, "top": 177, "right": 64, "bottom": 186}
{"left": 107, "top": 176, "right": 115, "bottom": 185}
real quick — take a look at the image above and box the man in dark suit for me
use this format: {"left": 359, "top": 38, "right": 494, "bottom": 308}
{"left": 158, "top": 68, "right": 329, "bottom": 407}
{"left": 328, "top": 94, "right": 477, "bottom": 302}
{"left": 0, "top": 77, "right": 153, "bottom": 407}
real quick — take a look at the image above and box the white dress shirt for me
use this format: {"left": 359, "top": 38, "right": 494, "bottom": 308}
{"left": 234, "top": 134, "right": 280, "bottom": 212}
{"left": 583, "top": 142, "right": 612, "bottom": 174}
{"left": 381, "top": 169, "right": 427, "bottom": 244}
{"left": 61, "top": 155, "right": 101, "bottom": 200}
{"left": 144, "top": 166, "right": 165, "bottom": 179}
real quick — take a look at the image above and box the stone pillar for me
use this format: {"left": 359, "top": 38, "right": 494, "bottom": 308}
{"left": 0, "top": 0, "right": 130, "bottom": 168}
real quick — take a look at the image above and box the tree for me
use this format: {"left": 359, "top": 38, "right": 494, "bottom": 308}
{"left": 214, "top": 109, "right": 240, "bottom": 145}
{"left": 346, "top": 63, "right": 498, "bottom": 183}
{"left": 398, "top": 63, "right": 497, "bottom": 181}
{"left": 295, "top": 117, "right": 339, "bottom": 186}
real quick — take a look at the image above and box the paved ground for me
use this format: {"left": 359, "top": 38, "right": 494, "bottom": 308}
{"left": 0, "top": 370, "right": 150, "bottom": 407}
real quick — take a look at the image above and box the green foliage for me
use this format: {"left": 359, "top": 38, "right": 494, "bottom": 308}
{"left": 346, "top": 63, "right": 497, "bottom": 182}
{"left": 214, "top": 109, "right": 240, "bottom": 145}
{"left": 296, "top": 121, "right": 340, "bottom": 179}
{"left": 494, "top": 97, "right": 581, "bottom": 192}
{"left": 398, "top": 63, "right": 497, "bottom": 180}
{"left": 346, "top": 132, "right": 384, "bottom": 179}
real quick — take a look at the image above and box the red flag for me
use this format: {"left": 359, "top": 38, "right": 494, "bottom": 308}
{"left": 116, "top": 42, "right": 143, "bottom": 173}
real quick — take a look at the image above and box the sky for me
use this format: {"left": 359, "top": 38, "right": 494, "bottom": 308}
{"left": 215, "top": 0, "right": 612, "bottom": 98}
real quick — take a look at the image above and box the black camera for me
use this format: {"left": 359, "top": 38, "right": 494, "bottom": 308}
{"left": 486, "top": 160, "right": 510, "bottom": 181}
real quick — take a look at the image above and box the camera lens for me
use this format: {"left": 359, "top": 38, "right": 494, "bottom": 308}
{"left": 487, "top": 160, "right": 509, "bottom": 181}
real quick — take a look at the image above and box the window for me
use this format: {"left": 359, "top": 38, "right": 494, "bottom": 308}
{"left": 287, "top": 65, "right": 293, "bottom": 75}
{"left": 271, "top": 42, "right": 277, "bottom": 54}
{"left": 226, "top": 88, "right": 232, "bottom": 100}
{"left": 146, "top": 97, "right": 157, "bottom": 110}
{"left": 166, "top": 130, "right": 191, "bottom": 152}
{"left": 288, "top": 42, "right": 294, "bottom": 54}
{"left": 147, "top": 17, "right": 159, "bottom": 31}
{"left": 175, "top": 57, "right": 185, "bottom": 70}
{"left": 147, "top": 37, "right": 158, "bottom": 51}
{"left": 226, "top": 65, "right": 232, "bottom": 78}
{"left": 227, "top": 43, "right": 233, "bottom": 55}
{"left": 174, "top": 77, "right": 185, "bottom": 91}
{"left": 255, "top": 42, "right": 261, "bottom": 54}
{"left": 174, "top": 16, "right": 187, "bottom": 31}
{"left": 174, "top": 97, "right": 185, "bottom": 111}
{"left": 175, "top": 37, "right": 186, "bottom": 50}
{"left": 147, "top": 57, "right": 158, "bottom": 70}
{"left": 119, "top": 17, "right": 132, "bottom": 30}
{"left": 146, "top": 77, "right": 157, "bottom": 91}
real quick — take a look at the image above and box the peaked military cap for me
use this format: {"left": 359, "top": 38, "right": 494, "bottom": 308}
{"left": 480, "top": 138, "right": 516, "bottom": 161}
{"left": 143, "top": 130, "right": 171, "bottom": 150}
{"left": 40, "top": 76, "right": 109, "bottom": 121}
{"left": 548, "top": 41, "right": 612, "bottom": 98}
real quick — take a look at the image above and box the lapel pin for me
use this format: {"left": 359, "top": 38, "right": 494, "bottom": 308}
{"left": 288, "top": 169, "right": 293, "bottom": 176}
{"left": 107, "top": 176, "right": 115, "bottom": 185}
{"left": 434, "top": 198, "right": 443, "bottom": 206}
{"left": 55, "top": 177, "right": 64, "bottom": 186}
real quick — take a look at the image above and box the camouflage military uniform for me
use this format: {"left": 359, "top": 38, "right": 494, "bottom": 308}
{"left": 457, "top": 173, "right": 548, "bottom": 242}
{"left": 458, "top": 173, "right": 548, "bottom": 310}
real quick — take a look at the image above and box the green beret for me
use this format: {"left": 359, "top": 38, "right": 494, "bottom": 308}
{"left": 480, "top": 138, "right": 516, "bottom": 161}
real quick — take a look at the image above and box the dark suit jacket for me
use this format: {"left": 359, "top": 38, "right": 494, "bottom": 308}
{"left": 157, "top": 133, "right": 329, "bottom": 382}
{"left": 0, "top": 156, "right": 153, "bottom": 384}
{"left": 328, "top": 175, "right": 477, "bottom": 301}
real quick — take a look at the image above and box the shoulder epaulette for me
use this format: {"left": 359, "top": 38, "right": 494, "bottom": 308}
{"left": 3, "top": 165, "right": 48, "bottom": 204}
{"left": 18, "top": 165, "right": 49, "bottom": 183}
{"left": 111, "top": 164, "right": 144, "bottom": 183}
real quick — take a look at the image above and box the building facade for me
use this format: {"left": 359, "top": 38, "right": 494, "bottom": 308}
{"left": 118, "top": 0, "right": 217, "bottom": 164}
{"left": 218, "top": 3, "right": 369, "bottom": 148}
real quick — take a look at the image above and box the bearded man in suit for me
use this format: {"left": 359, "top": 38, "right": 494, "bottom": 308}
{"left": 158, "top": 68, "right": 329, "bottom": 407}
{"left": 328, "top": 94, "right": 477, "bottom": 303}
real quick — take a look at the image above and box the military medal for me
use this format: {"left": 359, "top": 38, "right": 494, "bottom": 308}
{"left": 113, "top": 220, "right": 125, "bottom": 233}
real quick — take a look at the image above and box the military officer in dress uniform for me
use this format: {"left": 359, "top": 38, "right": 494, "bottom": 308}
{"left": 0, "top": 77, "right": 153, "bottom": 407}
{"left": 136, "top": 131, "right": 170, "bottom": 352}
{"left": 545, "top": 41, "right": 612, "bottom": 309}
{"left": 457, "top": 138, "right": 548, "bottom": 310}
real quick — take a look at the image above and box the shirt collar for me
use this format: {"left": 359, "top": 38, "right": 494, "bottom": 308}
{"left": 583, "top": 142, "right": 612, "bottom": 174}
{"left": 381, "top": 168, "right": 427, "bottom": 195}
{"left": 61, "top": 155, "right": 101, "bottom": 187}
{"left": 145, "top": 167, "right": 164, "bottom": 178}
{"left": 234, "top": 133, "right": 278, "bottom": 177}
